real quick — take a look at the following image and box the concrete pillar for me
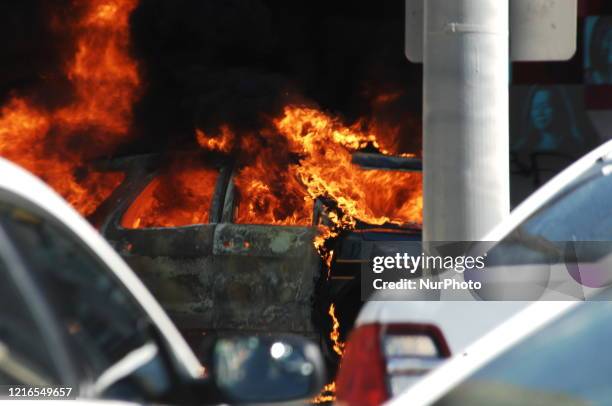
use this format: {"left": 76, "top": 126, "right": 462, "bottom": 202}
{"left": 423, "top": 0, "right": 509, "bottom": 241}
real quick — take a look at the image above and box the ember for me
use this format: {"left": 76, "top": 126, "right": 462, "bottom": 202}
{"left": 196, "top": 126, "right": 234, "bottom": 154}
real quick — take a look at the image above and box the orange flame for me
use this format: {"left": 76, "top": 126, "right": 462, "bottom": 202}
{"left": 227, "top": 106, "right": 423, "bottom": 268}
{"left": 122, "top": 161, "right": 219, "bottom": 229}
{"left": 328, "top": 303, "right": 345, "bottom": 357}
{"left": 0, "top": 0, "right": 139, "bottom": 216}
{"left": 130, "top": 104, "right": 422, "bottom": 233}
{"left": 278, "top": 107, "right": 422, "bottom": 225}
{"left": 234, "top": 154, "right": 315, "bottom": 226}
{"left": 311, "top": 381, "right": 337, "bottom": 404}
{"left": 231, "top": 106, "right": 422, "bottom": 231}
{"left": 310, "top": 303, "right": 344, "bottom": 404}
{"left": 196, "top": 125, "right": 234, "bottom": 154}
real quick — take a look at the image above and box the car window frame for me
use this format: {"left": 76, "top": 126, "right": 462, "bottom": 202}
{"left": 0, "top": 191, "right": 174, "bottom": 385}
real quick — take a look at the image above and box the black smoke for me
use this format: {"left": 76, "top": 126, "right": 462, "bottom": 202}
{"left": 0, "top": 0, "right": 423, "bottom": 155}
{"left": 0, "top": 0, "right": 76, "bottom": 108}
{"left": 129, "top": 0, "right": 422, "bottom": 154}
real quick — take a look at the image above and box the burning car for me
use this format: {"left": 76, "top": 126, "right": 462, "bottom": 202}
{"left": 0, "top": 0, "right": 424, "bottom": 388}
{"left": 92, "top": 148, "right": 422, "bottom": 365}
{"left": 95, "top": 152, "right": 322, "bottom": 343}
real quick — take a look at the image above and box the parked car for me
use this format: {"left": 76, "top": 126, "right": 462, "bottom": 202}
{"left": 387, "top": 298, "right": 612, "bottom": 405}
{"left": 334, "top": 301, "right": 527, "bottom": 405}
{"left": 0, "top": 157, "right": 325, "bottom": 404}
{"left": 336, "top": 138, "right": 612, "bottom": 405}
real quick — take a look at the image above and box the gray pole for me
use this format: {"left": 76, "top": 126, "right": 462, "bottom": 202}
{"left": 423, "top": 0, "right": 509, "bottom": 242}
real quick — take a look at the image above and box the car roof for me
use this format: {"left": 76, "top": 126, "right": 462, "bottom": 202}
{"left": 0, "top": 158, "right": 201, "bottom": 379}
{"left": 384, "top": 301, "right": 577, "bottom": 406}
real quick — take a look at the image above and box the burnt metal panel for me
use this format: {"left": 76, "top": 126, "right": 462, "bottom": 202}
{"left": 351, "top": 152, "right": 422, "bottom": 171}
{"left": 97, "top": 155, "right": 321, "bottom": 336}
{"left": 97, "top": 152, "right": 425, "bottom": 338}
{"left": 123, "top": 232, "right": 319, "bottom": 335}
{"left": 110, "top": 226, "right": 215, "bottom": 258}
{"left": 213, "top": 223, "right": 317, "bottom": 258}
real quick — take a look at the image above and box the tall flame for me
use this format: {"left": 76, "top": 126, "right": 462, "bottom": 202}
{"left": 229, "top": 106, "right": 423, "bottom": 230}
{"left": 135, "top": 105, "right": 422, "bottom": 233}
{"left": 311, "top": 302, "right": 344, "bottom": 404}
{"left": 278, "top": 106, "right": 422, "bottom": 225}
{"left": 229, "top": 106, "right": 423, "bottom": 266}
{"left": 0, "top": 0, "right": 140, "bottom": 216}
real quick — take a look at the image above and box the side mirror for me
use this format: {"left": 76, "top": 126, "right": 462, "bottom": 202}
{"left": 211, "top": 335, "right": 325, "bottom": 404}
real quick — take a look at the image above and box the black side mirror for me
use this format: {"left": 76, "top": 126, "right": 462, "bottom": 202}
{"left": 211, "top": 335, "right": 326, "bottom": 404}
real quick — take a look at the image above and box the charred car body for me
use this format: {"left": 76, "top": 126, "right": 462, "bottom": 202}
{"left": 94, "top": 152, "right": 422, "bottom": 362}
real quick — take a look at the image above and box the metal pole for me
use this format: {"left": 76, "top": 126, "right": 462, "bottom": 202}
{"left": 423, "top": 0, "right": 509, "bottom": 242}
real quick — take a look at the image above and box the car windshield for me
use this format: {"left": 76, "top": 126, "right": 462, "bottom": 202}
{"left": 0, "top": 203, "right": 155, "bottom": 381}
{"left": 486, "top": 158, "right": 612, "bottom": 268}
{"left": 435, "top": 296, "right": 612, "bottom": 405}
{"left": 0, "top": 251, "right": 60, "bottom": 386}
{"left": 519, "top": 159, "right": 612, "bottom": 241}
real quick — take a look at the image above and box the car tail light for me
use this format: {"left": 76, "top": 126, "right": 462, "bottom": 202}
{"left": 335, "top": 323, "right": 450, "bottom": 406}
{"left": 335, "top": 324, "right": 388, "bottom": 406}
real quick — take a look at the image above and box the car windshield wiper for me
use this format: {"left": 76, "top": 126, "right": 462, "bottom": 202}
{"left": 93, "top": 341, "right": 159, "bottom": 395}
{"left": 0, "top": 341, "right": 53, "bottom": 386}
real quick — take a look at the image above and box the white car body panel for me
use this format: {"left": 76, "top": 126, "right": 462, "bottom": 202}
{"left": 384, "top": 301, "right": 577, "bottom": 406}
{"left": 0, "top": 158, "right": 202, "bottom": 379}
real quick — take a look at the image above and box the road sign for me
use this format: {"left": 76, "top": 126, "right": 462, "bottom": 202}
{"left": 405, "top": 0, "right": 577, "bottom": 63}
